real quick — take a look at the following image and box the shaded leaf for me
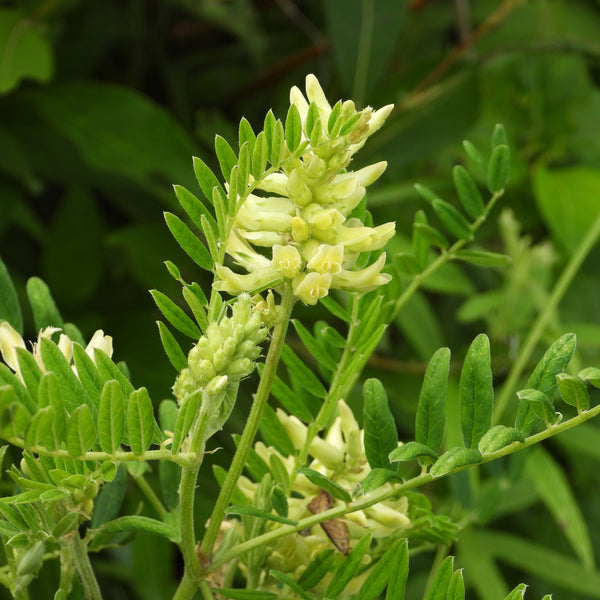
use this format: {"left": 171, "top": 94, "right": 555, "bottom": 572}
{"left": 98, "top": 380, "right": 125, "bottom": 455}
{"left": 280, "top": 346, "right": 326, "bottom": 398}
{"left": 363, "top": 378, "right": 398, "bottom": 469}
{"left": 389, "top": 441, "right": 438, "bottom": 464}
{"left": 127, "top": 388, "right": 155, "bottom": 456}
{"left": 298, "top": 467, "right": 351, "bottom": 503}
{"left": 66, "top": 405, "right": 96, "bottom": 457}
{"left": 478, "top": 426, "right": 523, "bottom": 455}
{"left": 225, "top": 505, "right": 297, "bottom": 526}
{"left": 430, "top": 447, "right": 482, "bottom": 478}
{"left": 164, "top": 212, "right": 213, "bottom": 271}
{"left": 0, "top": 256, "right": 22, "bottom": 332}
{"left": 459, "top": 334, "right": 493, "bottom": 448}
{"left": 156, "top": 321, "right": 189, "bottom": 372}
{"left": 325, "top": 533, "right": 372, "bottom": 598}
{"left": 94, "top": 515, "right": 178, "bottom": 541}
{"left": 453, "top": 165, "right": 484, "bottom": 219}
{"left": 416, "top": 347, "right": 450, "bottom": 453}
{"left": 26, "top": 277, "right": 63, "bottom": 329}
{"left": 556, "top": 373, "right": 590, "bottom": 412}
{"left": 487, "top": 144, "right": 511, "bottom": 193}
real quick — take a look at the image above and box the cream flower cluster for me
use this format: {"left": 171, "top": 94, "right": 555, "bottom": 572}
{"left": 214, "top": 74, "right": 396, "bottom": 306}
{"left": 0, "top": 322, "right": 113, "bottom": 383}
{"left": 173, "top": 294, "right": 267, "bottom": 401}
{"left": 222, "top": 400, "right": 410, "bottom": 595}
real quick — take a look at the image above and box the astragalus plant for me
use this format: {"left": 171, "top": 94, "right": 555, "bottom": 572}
{"left": 1, "top": 74, "right": 600, "bottom": 600}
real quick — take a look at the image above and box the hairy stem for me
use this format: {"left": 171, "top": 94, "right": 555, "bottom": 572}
{"left": 134, "top": 474, "right": 168, "bottom": 520}
{"left": 493, "top": 211, "right": 600, "bottom": 423}
{"left": 69, "top": 533, "right": 102, "bottom": 600}
{"left": 209, "top": 400, "right": 600, "bottom": 571}
{"left": 199, "top": 284, "right": 295, "bottom": 562}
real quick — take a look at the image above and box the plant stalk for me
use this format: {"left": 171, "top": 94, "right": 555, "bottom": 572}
{"left": 69, "top": 533, "right": 102, "bottom": 600}
{"left": 493, "top": 210, "right": 600, "bottom": 423}
{"left": 210, "top": 399, "right": 600, "bottom": 571}
{"left": 199, "top": 284, "right": 295, "bottom": 562}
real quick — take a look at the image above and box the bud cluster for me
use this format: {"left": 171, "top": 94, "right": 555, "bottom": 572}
{"left": 173, "top": 294, "right": 268, "bottom": 402}
{"left": 224, "top": 400, "right": 410, "bottom": 595}
{"left": 0, "top": 322, "right": 113, "bottom": 383}
{"left": 214, "top": 74, "right": 396, "bottom": 306}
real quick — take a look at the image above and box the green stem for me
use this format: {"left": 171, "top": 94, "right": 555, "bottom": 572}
{"left": 199, "top": 284, "right": 295, "bottom": 562}
{"left": 134, "top": 474, "right": 168, "bottom": 520}
{"left": 69, "top": 534, "right": 102, "bottom": 600}
{"left": 209, "top": 399, "right": 600, "bottom": 571}
{"left": 177, "top": 398, "right": 213, "bottom": 590}
{"left": 493, "top": 211, "right": 600, "bottom": 424}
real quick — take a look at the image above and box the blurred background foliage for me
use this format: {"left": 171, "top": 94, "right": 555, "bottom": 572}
{"left": 2, "top": 0, "right": 600, "bottom": 598}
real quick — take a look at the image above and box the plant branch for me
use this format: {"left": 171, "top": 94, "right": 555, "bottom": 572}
{"left": 209, "top": 400, "right": 600, "bottom": 571}
{"left": 133, "top": 474, "right": 168, "bottom": 520}
{"left": 69, "top": 533, "right": 102, "bottom": 600}
{"left": 199, "top": 284, "right": 296, "bottom": 563}
{"left": 493, "top": 211, "right": 600, "bottom": 423}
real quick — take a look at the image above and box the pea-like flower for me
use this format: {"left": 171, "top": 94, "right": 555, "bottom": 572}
{"left": 213, "top": 74, "right": 396, "bottom": 310}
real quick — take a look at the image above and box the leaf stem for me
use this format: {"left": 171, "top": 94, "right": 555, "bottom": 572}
{"left": 209, "top": 400, "right": 600, "bottom": 571}
{"left": 133, "top": 474, "right": 168, "bottom": 520}
{"left": 69, "top": 533, "right": 102, "bottom": 600}
{"left": 493, "top": 210, "right": 600, "bottom": 424}
{"left": 199, "top": 283, "right": 295, "bottom": 563}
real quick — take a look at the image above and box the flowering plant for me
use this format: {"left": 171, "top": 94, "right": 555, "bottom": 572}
{"left": 0, "top": 74, "right": 599, "bottom": 600}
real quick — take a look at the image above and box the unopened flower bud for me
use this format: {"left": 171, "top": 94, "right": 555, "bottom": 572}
{"left": 287, "top": 169, "right": 312, "bottom": 207}
{"left": 206, "top": 374, "right": 229, "bottom": 395}
{"left": 0, "top": 321, "right": 25, "bottom": 375}
{"left": 291, "top": 217, "right": 310, "bottom": 243}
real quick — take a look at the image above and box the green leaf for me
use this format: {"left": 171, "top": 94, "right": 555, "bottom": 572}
{"left": 492, "top": 124, "right": 508, "bottom": 147}
{"left": 40, "top": 337, "right": 89, "bottom": 414}
{"left": 271, "top": 487, "right": 288, "bottom": 518}
{"left": 267, "top": 372, "right": 315, "bottom": 423}
{"left": 447, "top": 569, "right": 465, "bottom": 600}
{"left": 527, "top": 447, "right": 595, "bottom": 569}
{"left": 280, "top": 346, "right": 326, "bottom": 398}
{"left": 297, "top": 549, "right": 336, "bottom": 590}
{"left": 193, "top": 156, "right": 224, "bottom": 205}
{"left": 251, "top": 131, "right": 268, "bottom": 180}
{"left": 516, "top": 333, "right": 576, "bottom": 433}
{"left": 66, "top": 405, "right": 96, "bottom": 457}
{"left": 432, "top": 199, "right": 472, "bottom": 241}
{"left": 237, "top": 142, "right": 250, "bottom": 197}
{"left": 52, "top": 512, "right": 80, "bottom": 540}
{"left": 173, "top": 184, "right": 217, "bottom": 234}
{"left": 320, "top": 295, "right": 352, "bottom": 323}
{"left": 579, "top": 366, "right": 600, "bottom": 388}
{"left": 430, "top": 447, "right": 482, "bottom": 478}
{"left": 71, "top": 344, "right": 103, "bottom": 406}
{"left": 394, "top": 252, "right": 422, "bottom": 275}
{"left": 414, "top": 183, "right": 439, "bottom": 203}
{"left": 517, "top": 388, "right": 557, "bottom": 426}
{"left": 424, "top": 555, "right": 454, "bottom": 600}
{"left": 171, "top": 393, "right": 200, "bottom": 455}
{"left": 258, "top": 403, "right": 295, "bottom": 457}
{"left": 0, "top": 365, "right": 35, "bottom": 414}
{"left": 150, "top": 290, "right": 200, "bottom": 339}
{"left": 182, "top": 283, "right": 209, "bottom": 331}
{"left": 556, "top": 373, "right": 590, "bottom": 412}
{"left": 389, "top": 441, "right": 438, "bottom": 463}
{"left": 487, "top": 144, "right": 510, "bottom": 193}
{"left": 363, "top": 379, "right": 398, "bottom": 469}
{"left": 503, "top": 585, "right": 527, "bottom": 600}
{"left": 270, "top": 570, "right": 311, "bottom": 600}
{"left": 325, "top": 533, "right": 372, "bottom": 598}
{"left": 238, "top": 117, "right": 256, "bottom": 156}
{"left": 93, "top": 349, "right": 134, "bottom": 398}
{"left": 270, "top": 119, "right": 284, "bottom": 167}
{"left": 285, "top": 103, "right": 302, "bottom": 152}
{"left": 15, "top": 348, "right": 43, "bottom": 402}
{"left": 532, "top": 165, "right": 600, "bottom": 254}
{"left": 413, "top": 222, "right": 449, "bottom": 251}
{"left": 385, "top": 538, "right": 409, "bottom": 600}
{"left": 453, "top": 165, "right": 485, "bottom": 219}
{"left": 91, "top": 464, "right": 127, "bottom": 528}
{"left": 215, "top": 135, "right": 238, "bottom": 182}
{"left": 164, "top": 212, "right": 213, "bottom": 271}
{"left": 358, "top": 538, "right": 406, "bottom": 600}
{"left": 298, "top": 467, "right": 351, "bottom": 503}
{"left": 156, "top": 321, "right": 189, "bottom": 372}
{"left": 25, "top": 406, "right": 53, "bottom": 448}
{"left": 416, "top": 347, "right": 450, "bottom": 453}
{"left": 477, "top": 426, "right": 523, "bottom": 454}
{"left": 0, "top": 256, "right": 22, "bottom": 332}
{"left": 292, "top": 319, "right": 338, "bottom": 372}
{"left": 471, "top": 530, "right": 600, "bottom": 597}
{"left": 94, "top": 515, "right": 178, "bottom": 541}
{"left": 98, "top": 380, "right": 125, "bottom": 455}
{"left": 453, "top": 250, "right": 511, "bottom": 267}
{"left": 462, "top": 140, "right": 486, "bottom": 180}
{"left": 459, "top": 334, "right": 493, "bottom": 448}
{"left": 225, "top": 505, "right": 297, "bottom": 526}
{"left": 26, "top": 277, "right": 63, "bottom": 329}
{"left": 0, "top": 9, "right": 52, "bottom": 93}
{"left": 127, "top": 388, "right": 155, "bottom": 456}
{"left": 360, "top": 468, "right": 403, "bottom": 493}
